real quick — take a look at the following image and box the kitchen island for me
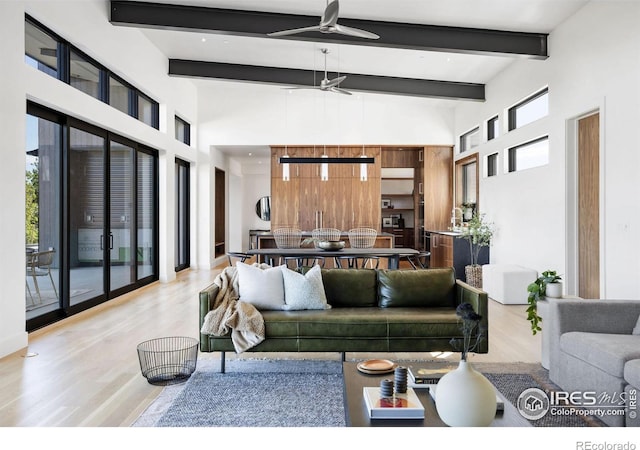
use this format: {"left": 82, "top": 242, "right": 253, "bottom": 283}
{"left": 427, "top": 230, "right": 489, "bottom": 282}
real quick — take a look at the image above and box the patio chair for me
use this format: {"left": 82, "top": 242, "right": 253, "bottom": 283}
{"left": 26, "top": 248, "right": 58, "bottom": 303}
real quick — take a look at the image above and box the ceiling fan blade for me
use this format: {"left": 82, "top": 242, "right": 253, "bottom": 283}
{"left": 324, "top": 75, "right": 347, "bottom": 88}
{"left": 330, "top": 87, "right": 352, "bottom": 95}
{"left": 334, "top": 23, "right": 380, "bottom": 40}
{"left": 320, "top": 1, "right": 340, "bottom": 28}
{"left": 268, "top": 26, "right": 321, "bottom": 37}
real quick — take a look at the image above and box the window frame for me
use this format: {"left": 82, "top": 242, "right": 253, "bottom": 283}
{"left": 486, "top": 152, "right": 498, "bottom": 177}
{"left": 25, "top": 14, "right": 160, "bottom": 130}
{"left": 487, "top": 115, "right": 499, "bottom": 141}
{"left": 507, "top": 136, "right": 550, "bottom": 173}
{"left": 459, "top": 126, "right": 480, "bottom": 154}
{"left": 508, "top": 88, "right": 549, "bottom": 131}
{"left": 175, "top": 115, "right": 191, "bottom": 145}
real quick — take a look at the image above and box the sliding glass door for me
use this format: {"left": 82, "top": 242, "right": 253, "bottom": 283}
{"left": 26, "top": 103, "right": 158, "bottom": 330}
{"left": 69, "top": 126, "right": 106, "bottom": 306}
{"left": 25, "top": 112, "right": 62, "bottom": 319}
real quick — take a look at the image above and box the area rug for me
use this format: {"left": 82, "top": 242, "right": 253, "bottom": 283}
{"left": 133, "top": 359, "right": 346, "bottom": 427}
{"left": 133, "top": 358, "right": 605, "bottom": 427}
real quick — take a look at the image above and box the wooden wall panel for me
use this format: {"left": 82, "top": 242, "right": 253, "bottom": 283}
{"left": 423, "top": 146, "right": 453, "bottom": 231}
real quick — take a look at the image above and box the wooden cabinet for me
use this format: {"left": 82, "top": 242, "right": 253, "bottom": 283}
{"left": 270, "top": 146, "right": 381, "bottom": 231}
{"left": 382, "top": 227, "right": 414, "bottom": 248}
{"left": 423, "top": 146, "right": 453, "bottom": 231}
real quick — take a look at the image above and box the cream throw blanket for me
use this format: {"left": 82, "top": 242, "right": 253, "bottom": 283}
{"left": 200, "top": 265, "right": 266, "bottom": 353}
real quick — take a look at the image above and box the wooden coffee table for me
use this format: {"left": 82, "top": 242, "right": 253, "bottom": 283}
{"left": 342, "top": 361, "right": 531, "bottom": 427}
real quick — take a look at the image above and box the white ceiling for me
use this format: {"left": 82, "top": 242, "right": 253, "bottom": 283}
{"left": 124, "top": 0, "right": 591, "bottom": 157}
{"left": 137, "top": 0, "right": 589, "bottom": 84}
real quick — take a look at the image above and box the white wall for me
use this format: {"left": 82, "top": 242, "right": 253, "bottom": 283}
{"left": 0, "top": 0, "right": 199, "bottom": 358}
{"left": 453, "top": 1, "right": 640, "bottom": 299}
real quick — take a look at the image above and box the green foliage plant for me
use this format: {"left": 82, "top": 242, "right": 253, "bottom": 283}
{"left": 526, "top": 270, "right": 562, "bottom": 335}
{"left": 457, "top": 213, "right": 494, "bottom": 266}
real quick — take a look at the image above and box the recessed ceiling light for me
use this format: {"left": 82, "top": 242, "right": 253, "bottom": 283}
{"left": 248, "top": 152, "right": 253, "bottom": 156}
{"left": 201, "top": 37, "right": 206, "bottom": 42}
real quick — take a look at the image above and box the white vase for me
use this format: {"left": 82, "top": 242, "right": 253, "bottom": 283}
{"left": 545, "top": 282, "right": 563, "bottom": 298}
{"left": 435, "top": 360, "right": 497, "bottom": 427}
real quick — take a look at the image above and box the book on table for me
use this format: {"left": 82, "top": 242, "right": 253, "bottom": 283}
{"left": 407, "top": 367, "right": 453, "bottom": 385}
{"left": 363, "top": 387, "right": 425, "bottom": 419}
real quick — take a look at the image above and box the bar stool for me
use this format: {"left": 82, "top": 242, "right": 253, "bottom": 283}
{"left": 402, "top": 251, "right": 431, "bottom": 269}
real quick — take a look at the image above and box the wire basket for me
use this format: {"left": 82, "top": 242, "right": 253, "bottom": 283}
{"left": 311, "top": 228, "right": 341, "bottom": 247}
{"left": 273, "top": 227, "right": 302, "bottom": 249}
{"left": 347, "top": 228, "right": 377, "bottom": 248}
{"left": 137, "top": 336, "right": 198, "bottom": 385}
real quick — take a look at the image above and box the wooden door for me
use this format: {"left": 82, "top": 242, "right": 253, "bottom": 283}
{"left": 423, "top": 146, "right": 453, "bottom": 231}
{"left": 578, "top": 113, "right": 600, "bottom": 298}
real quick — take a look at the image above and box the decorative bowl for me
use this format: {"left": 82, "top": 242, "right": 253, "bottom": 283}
{"left": 317, "top": 240, "right": 345, "bottom": 251}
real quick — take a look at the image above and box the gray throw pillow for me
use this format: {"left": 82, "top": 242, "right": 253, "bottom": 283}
{"left": 633, "top": 314, "right": 640, "bottom": 335}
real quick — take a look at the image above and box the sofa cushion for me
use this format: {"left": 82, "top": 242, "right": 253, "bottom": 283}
{"left": 633, "top": 314, "right": 640, "bottom": 335}
{"left": 624, "top": 359, "right": 640, "bottom": 388}
{"left": 321, "top": 268, "right": 378, "bottom": 307}
{"left": 377, "top": 268, "right": 456, "bottom": 308}
{"left": 281, "top": 265, "right": 330, "bottom": 311}
{"left": 236, "top": 262, "right": 285, "bottom": 310}
{"left": 560, "top": 332, "right": 640, "bottom": 377}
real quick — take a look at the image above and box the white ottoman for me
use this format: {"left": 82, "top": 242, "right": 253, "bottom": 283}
{"left": 482, "top": 264, "right": 537, "bottom": 305}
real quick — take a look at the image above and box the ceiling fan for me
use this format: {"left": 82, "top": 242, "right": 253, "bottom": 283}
{"left": 286, "top": 48, "right": 352, "bottom": 95}
{"left": 267, "top": 0, "right": 380, "bottom": 40}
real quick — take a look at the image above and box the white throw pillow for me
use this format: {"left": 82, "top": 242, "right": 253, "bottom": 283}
{"left": 281, "top": 265, "right": 331, "bottom": 311}
{"left": 633, "top": 314, "right": 640, "bottom": 335}
{"left": 236, "top": 262, "right": 285, "bottom": 310}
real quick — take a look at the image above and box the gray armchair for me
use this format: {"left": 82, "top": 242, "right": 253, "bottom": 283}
{"left": 547, "top": 299, "right": 640, "bottom": 427}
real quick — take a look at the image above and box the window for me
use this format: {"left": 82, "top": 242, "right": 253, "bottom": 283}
{"left": 175, "top": 116, "right": 191, "bottom": 145}
{"left": 25, "top": 15, "right": 160, "bottom": 129}
{"left": 507, "top": 136, "right": 549, "bottom": 172}
{"left": 508, "top": 88, "right": 549, "bottom": 131}
{"left": 137, "top": 93, "right": 159, "bottom": 129}
{"left": 460, "top": 127, "right": 480, "bottom": 153}
{"left": 25, "top": 19, "right": 59, "bottom": 78}
{"left": 455, "top": 154, "right": 478, "bottom": 215}
{"left": 486, "top": 153, "right": 498, "bottom": 177}
{"left": 109, "top": 75, "right": 132, "bottom": 116}
{"left": 69, "top": 49, "right": 102, "bottom": 100}
{"left": 175, "top": 158, "right": 190, "bottom": 272}
{"left": 487, "top": 116, "right": 499, "bottom": 141}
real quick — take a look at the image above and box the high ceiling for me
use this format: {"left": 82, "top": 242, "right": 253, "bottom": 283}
{"left": 110, "top": 0, "right": 589, "bottom": 99}
{"left": 107, "top": 0, "right": 589, "bottom": 159}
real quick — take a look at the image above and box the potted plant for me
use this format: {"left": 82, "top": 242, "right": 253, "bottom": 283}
{"left": 461, "top": 202, "right": 475, "bottom": 221}
{"left": 457, "top": 213, "right": 494, "bottom": 288}
{"left": 526, "top": 270, "right": 562, "bottom": 335}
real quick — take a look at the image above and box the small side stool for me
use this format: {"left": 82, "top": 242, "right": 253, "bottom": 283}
{"left": 482, "top": 264, "right": 537, "bottom": 304}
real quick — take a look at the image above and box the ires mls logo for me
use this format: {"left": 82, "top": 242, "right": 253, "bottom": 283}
{"left": 517, "top": 387, "right": 635, "bottom": 421}
{"left": 517, "top": 388, "right": 550, "bottom": 420}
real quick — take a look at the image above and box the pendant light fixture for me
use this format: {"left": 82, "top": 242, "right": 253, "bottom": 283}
{"left": 321, "top": 145, "right": 329, "bottom": 181}
{"left": 360, "top": 146, "right": 368, "bottom": 181}
{"left": 282, "top": 146, "right": 290, "bottom": 181}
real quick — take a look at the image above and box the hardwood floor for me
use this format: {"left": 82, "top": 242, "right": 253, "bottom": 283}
{"left": 0, "top": 265, "right": 541, "bottom": 427}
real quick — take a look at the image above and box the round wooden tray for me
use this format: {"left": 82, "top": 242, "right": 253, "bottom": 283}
{"left": 356, "top": 359, "right": 398, "bottom": 375}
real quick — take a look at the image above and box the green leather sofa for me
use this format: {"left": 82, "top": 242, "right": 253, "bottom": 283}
{"left": 199, "top": 267, "right": 488, "bottom": 372}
